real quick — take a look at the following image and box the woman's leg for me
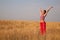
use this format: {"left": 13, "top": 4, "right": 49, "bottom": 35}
{"left": 40, "top": 22, "right": 46, "bottom": 40}
{"left": 40, "top": 22, "right": 46, "bottom": 35}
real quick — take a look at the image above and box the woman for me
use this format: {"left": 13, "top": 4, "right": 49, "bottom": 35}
{"left": 40, "top": 6, "right": 53, "bottom": 35}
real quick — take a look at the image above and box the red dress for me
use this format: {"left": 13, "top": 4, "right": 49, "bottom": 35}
{"left": 40, "top": 15, "right": 46, "bottom": 35}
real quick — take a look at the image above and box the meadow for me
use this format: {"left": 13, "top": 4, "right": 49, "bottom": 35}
{"left": 0, "top": 20, "right": 60, "bottom": 40}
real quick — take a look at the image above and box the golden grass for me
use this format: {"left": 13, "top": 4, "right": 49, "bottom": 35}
{"left": 0, "top": 20, "right": 60, "bottom": 40}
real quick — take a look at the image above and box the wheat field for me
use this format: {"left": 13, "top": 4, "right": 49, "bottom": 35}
{"left": 0, "top": 20, "right": 60, "bottom": 40}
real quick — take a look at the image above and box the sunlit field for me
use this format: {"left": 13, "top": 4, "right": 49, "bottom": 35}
{"left": 0, "top": 20, "right": 60, "bottom": 40}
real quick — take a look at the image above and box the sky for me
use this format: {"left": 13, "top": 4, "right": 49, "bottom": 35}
{"left": 0, "top": 0, "right": 60, "bottom": 22}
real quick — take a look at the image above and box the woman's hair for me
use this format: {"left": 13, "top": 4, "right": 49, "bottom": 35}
{"left": 44, "top": 10, "right": 46, "bottom": 14}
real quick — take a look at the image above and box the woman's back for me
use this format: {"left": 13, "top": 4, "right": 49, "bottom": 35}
{"left": 40, "top": 15, "right": 45, "bottom": 22}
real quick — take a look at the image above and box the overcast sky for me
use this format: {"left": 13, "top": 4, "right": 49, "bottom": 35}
{"left": 0, "top": 0, "right": 60, "bottom": 22}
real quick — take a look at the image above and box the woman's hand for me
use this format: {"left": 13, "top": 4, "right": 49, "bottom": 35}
{"left": 46, "top": 6, "right": 53, "bottom": 13}
{"left": 49, "top": 6, "right": 53, "bottom": 9}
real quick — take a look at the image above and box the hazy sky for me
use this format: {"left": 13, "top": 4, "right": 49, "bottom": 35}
{"left": 0, "top": 0, "right": 60, "bottom": 21}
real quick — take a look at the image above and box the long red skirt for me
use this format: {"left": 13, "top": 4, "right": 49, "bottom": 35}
{"left": 40, "top": 22, "right": 46, "bottom": 35}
